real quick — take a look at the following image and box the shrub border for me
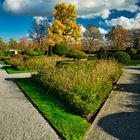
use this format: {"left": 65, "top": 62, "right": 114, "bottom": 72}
{"left": 84, "top": 70, "right": 123, "bottom": 139}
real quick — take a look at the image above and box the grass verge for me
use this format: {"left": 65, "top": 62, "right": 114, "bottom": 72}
{"left": 16, "top": 78, "right": 90, "bottom": 140}
{"left": 3, "top": 66, "right": 35, "bottom": 74}
{"left": 0, "top": 61, "right": 8, "bottom": 65}
{"left": 127, "top": 60, "right": 140, "bottom": 66}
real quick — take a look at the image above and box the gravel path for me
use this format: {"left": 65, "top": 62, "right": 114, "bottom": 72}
{"left": 0, "top": 65, "right": 60, "bottom": 140}
{"left": 85, "top": 66, "right": 140, "bottom": 140}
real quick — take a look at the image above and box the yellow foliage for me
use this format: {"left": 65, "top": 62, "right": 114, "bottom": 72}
{"left": 52, "top": 3, "right": 77, "bottom": 23}
{"left": 48, "top": 3, "right": 81, "bottom": 45}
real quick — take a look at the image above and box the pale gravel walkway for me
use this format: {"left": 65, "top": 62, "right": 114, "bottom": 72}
{"left": 0, "top": 65, "right": 60, "bottom": 140}
{"left": 85, "top": 66, "right": 140, "bottom": 140}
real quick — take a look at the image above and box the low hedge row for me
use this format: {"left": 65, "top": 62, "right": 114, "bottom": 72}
{"left": 67, "top": 50, "right": 88, "bottom": 60}
{"left": 113, "top": 51, "right": 130, "bottom": 64}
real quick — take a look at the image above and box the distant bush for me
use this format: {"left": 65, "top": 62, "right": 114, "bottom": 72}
{"left": 97, "top": 48, "right": 107, "bottom": 59}
{"left": 113, "top": 51, "right": 130, "bottom": 64}
{"left": 0, "top": 56, "right": 11, "bottom": 61}
{"left": 0, "top": 50, "right": 3, "bottom": 56}
{"left": 88, "top": 54, "right": 98, "bottom": 60}
{"left": 67, "top": 50, "right": 88, "bottom": 60}
{"left": 134, "top": 54, "right": 140, "bottom": 60}
{"left": 127, "top": 48, "right": 137, "bottom": 59}
{"left": 6, "top": 55, "right": 70, "bottom": 71}
{"left": 0, "top": 51, "right": 4, "bottom": 60}
{"left": 128, "top": 60, "right": 140, "bottom": 66}
{"left": 34, "top": 48, "right": 44, "bottom": 56}
{"left": 26, "top": 56, "right": 71, "bottom": 70}
{"left": 34, "top": 60, "right": 122, "bottom": 118}
{"left": 26, "top": 50, "right": 39, "bottom": 56}
{"left": 52, "top": 43, "right": 69, "bottom": 56}
{"left": 6, "top": 55, "right": 25, "bottom": 70}
{"left": 106, "top": 52, "right": 112, "bottom": 58}
{"left": 4, "top": 51, "right": 15, "bottom": 57}
{"left": 137, "top": 50, "right": 140, "bottom": 54}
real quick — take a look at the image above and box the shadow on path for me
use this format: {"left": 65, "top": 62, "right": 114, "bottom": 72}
{"left": 98, "top": 112, "right": 140, "bottom": 140}
{"left": 116, "top": 73, "right": 140, "bottom": 94}
{"left": 97, "top": 67, "right": 140, "bottom": 140}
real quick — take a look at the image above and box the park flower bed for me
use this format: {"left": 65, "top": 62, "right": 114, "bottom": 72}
{"left": 34, "top": 59, "right": 122, "bottom": 118}
{"left": 16, "top": 59, "right": 122, "bottom": 139}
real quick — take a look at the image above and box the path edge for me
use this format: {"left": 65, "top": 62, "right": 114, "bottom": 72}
{"left": 83, "top": 71, "right": 124, "bottom": 140}
{"left": 15, "top": 78, "right": 66, "bottom": 140}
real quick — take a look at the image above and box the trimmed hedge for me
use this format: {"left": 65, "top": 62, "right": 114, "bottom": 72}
{"left": 134, "top": 54, "right": 140, "bottom": 60}
{"left": 97, "top": 48, "right": 107, "bottom": 59}
{"left": 127, "top": 48, "right": 137, "bottom": 60}
{"left": 88, "top": 54, "right": 98, "bottom": 60}
{"left": 34, "top": 48, "right": 44, "bottom": 56}
{"left": 52, "top": 43, "right": 69, "bottom": 56}
{"left": 6, "top": 55, "right": 25, "bottom": 70}
{"left": 4, "top": 51, "right": 15, "bottom": 57}
{"left": 67, "top": 50, "right": 88, "bottom": 60}
{"left": 113, "top": 51, "right": 130, "bottom": 64}
{"left": 26, "top": 50, "right": 39, "bottom": 56}
{"left": 106, "top": 52, "right": 112, "bottom": 58}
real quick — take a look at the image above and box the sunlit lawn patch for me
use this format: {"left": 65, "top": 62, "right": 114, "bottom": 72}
{"left": 3, "top": 66, "right": 35, "bottom": 74}
{"left": 16, "top": 78, "right": 90, "bottom": 140}
{"left": 0, "top": 61, "right": 8, "bottom": 65}
{"left": 127, "top": 60, "right": 140, "bottom": 66}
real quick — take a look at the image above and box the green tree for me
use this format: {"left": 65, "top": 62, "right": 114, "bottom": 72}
{"left": 83, "top": 24, "right": 103, "bottom": 53}
{"left": 0, "top": 37, "right": 7, "bottom": 51}
{"left": 0, "top": 37, "right": 7, "bottom": 56}
{"left": 8, "top": 38, "right": 17, "bottom": 49}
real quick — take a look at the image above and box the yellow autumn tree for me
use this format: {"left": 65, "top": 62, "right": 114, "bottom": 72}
{"left": 48, "top": 2, "right": 81, "bottom": 45}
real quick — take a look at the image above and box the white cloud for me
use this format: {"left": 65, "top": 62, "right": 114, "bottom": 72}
{"left": 99, "top": 28, "right": 108, "bottom": 34}
{"left": 33, "top": 16, "right": 53, "bottom": 27}
{"left": 101, "top": 9, "right": 111, "bottom": 19}
{"left": 80, "top": 25, "right": 107, "bottom": 36}
{"left": 34, "top": 16, "right": 46, "bottom": 24}
{"left": 2, "top": 0, "right": 139, "bottom": 19}
{"left": 105, "top": 12, "right": 140, "bottom": 30}
{"left": 76, "top": 0, "right": 139, "bottom": 19}
{"left": 2, "top": 0, "right": 76, "bottom": 16}
{"left": 81, "top": 25, "right": 86, "bottom": 34}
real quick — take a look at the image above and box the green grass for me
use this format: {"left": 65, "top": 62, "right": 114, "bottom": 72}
{"left": 0, "top": 61, "right": 8, "bottom": 65}
{"left": 127, "top": 60, "right": 140, "bottom": 66}
{"left": 3, "top": 66, "right": 35, "bottom": 74}
{"left": 16, "top": 78, "right": 90, "bottom": 140}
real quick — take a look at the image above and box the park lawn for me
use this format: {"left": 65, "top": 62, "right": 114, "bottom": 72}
{"left": 0, "top": 61, "right": 8, "bottom": 65}
{"left": 3, "top": 66, "right": 36, "bottom": 74}
{"left": 16, "top": 78, "right": 90, "bottom": 140}
{"left": 127, "top": 60, "right": 140, "bottom": 66}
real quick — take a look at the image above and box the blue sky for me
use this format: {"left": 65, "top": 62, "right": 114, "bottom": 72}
{"left": 0, "top": 0, "right": 140, "bottom": 41}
